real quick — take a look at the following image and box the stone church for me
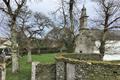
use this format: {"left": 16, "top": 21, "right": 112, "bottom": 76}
{"left": 75, "top": 5, "right": 120, "bottom": 54}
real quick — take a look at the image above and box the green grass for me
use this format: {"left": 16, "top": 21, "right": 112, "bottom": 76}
{"left": 6, "top": 54, "right": 56, "bottom": 80}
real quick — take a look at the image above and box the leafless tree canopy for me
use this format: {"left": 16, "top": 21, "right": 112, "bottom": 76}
{"left": 92, "top": 0, "right": 120, "bottom": 30}
{"left": 92, "top": 0, "right": 120, "bottom": 56}
{"left": 0, "top": 0, "right": 27, "bottom": 73}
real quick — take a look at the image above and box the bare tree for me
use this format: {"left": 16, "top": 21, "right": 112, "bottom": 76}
{"left": 92, "top": 0, "right": 120, "bottom": 56}
{"left": 0, "top": 0, "right": 26, "bottom": 73}
{"left": 16, "top": 6, "right": 32, "bottom": 63}
{"left": 18, "top": 11, "right": 54, "bottom": 62}
{"left": 51, "top": 0, "right": 82, "bottom": 52}
{"left": 69, "top": 0, "right": 75, "bottom": 33}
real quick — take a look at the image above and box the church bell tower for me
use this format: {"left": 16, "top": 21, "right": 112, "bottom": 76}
{"left": 75, "top": 1, "right": 95, "bottom": 54}
{"left": 80, "top": 2, "right": 88, "bottom": 29}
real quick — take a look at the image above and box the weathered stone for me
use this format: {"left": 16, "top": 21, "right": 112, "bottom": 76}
{"left": 56, "top": 54, "right": 120, "bottom": 80}
{"left": 66, "top": 63, "right": 75, "bottom": 80}
{"left": 32, "top": 54, "right": 120, "bottom": 80}
{"left": 36, "top": 64, "right": 55, "bottom": 80}
{"left": 63, "top": 54, "right": 102, "bottom": 61}
{"left": 31, "top": 62, "right": 55, "bottom": 80}
{"left": 56, "top": 62, "right": 65, "bottom": 80}
{"left": 31, "top": 62, "right": 39, "bottom": 80}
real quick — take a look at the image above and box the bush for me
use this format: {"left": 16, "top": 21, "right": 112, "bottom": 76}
{"left": 31, "top": 48, "right": 61, "bottom": 54}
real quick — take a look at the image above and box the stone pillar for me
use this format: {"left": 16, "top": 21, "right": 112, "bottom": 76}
{"left": 31, "top": 62, "right": 39, "bottom": 80}
{"left": 0, "top": 63, "right": 6, "bottom": 80}
{"left": 56, "top": 62, "right": 66, "bottom": 80}
{"left": 66, "top": 63, "right": 75, "bottom": 80}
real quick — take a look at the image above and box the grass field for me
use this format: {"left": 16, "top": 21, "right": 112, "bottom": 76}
{"left": 6, "top": 54, "right": 56, "bottom": 80}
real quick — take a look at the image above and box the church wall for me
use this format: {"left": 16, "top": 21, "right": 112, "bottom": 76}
{"left": 75, "top": 30, "right": 95, "bottom": 54}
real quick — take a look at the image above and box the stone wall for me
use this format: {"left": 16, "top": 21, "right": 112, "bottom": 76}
{"left": 56, "top": 62, "right": 66, "bottom": 80}
{"left": 56, "top": 54, "right": 120, "bottom": 80}
{"left": 31, "top": 62, "right": 56, "bottom": 80}
{"left": 63, "top": 54, "right": 102, "bottom": 61}
{"left": 32, "top": 54, "right": 120, "bottom": 80}
{"left": 75, "top": 62, "right": 120, "bottom": 80}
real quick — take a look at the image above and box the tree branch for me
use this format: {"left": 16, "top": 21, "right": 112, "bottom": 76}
{"left": 108, "top": 16, "right": 120, "bottom": 26}
{"left": 109, "top": 26, "right": 120, "bottom": 29}
{"left": 3, "top": 0, "right": 12, "bottom": 14}
{"left": 15, "top": 0, "right": 19, "bottom": 6}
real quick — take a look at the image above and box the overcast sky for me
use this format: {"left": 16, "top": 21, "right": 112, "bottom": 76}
{"left": 27, "top": 0, "right": 97, "bottom": 17}
{"left": 0, "top": 0, "right": 97, "bottom": 37}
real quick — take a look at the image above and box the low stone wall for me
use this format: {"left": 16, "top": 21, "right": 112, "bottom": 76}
{"left": 75, "top": 62, "right": 120, "bottom": 80}
{"left": 32, "top": 54, "right": 120, "bottom": 80}
{"left": 63, "top": 53, "right": 102, "bottom": 60}
{"left": 31, "top": 62, "right": 56, "bottom": 80}
{"left": 56, "top": 54, "right": 120, "bottom": 80}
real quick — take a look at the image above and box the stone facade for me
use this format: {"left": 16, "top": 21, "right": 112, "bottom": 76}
{"left": 56, "top": 54, "right": 120, "bottom": 80}
{"left": 56, "top": 62, "right": 66, "bottom": 80}
{"left": 75, "top": 30, "right": 95, "bottom": 53}
{"left": 32, "top": 54, "right": 120, "bottom": 80}
{"left": 75, "top": 4, "right": 96, "bottom": 54}
{"left": 31, "top": 62, "right": 56, "bottom": 80}
{"left": 75, "top": 62, "right": 120, "bottom": 80}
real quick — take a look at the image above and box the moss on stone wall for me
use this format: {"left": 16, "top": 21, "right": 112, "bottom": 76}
{"left": 35, "top": 63, "right": 56, "bottom": 80}
{"left": 75, "top": 63, "right": 120, "bottom": 80}
{"left": 33, "top": 53, "right": 120, "bottom": 80}
{"left": 56, "top": 53, "right": 120, "bottom": 65}
{"left": 56, "top": 53, "right": 120, "bottom": 80}
{"left": 62, "top": 53, "right": 102, "bottom": 61}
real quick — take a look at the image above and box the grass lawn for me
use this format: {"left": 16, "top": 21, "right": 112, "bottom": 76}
{"left": 6, "top": 54, "right": 56, "bottom": 80}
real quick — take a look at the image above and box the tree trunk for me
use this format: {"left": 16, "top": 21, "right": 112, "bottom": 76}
{"left": 27, "top": 48, "right": 32, "bottom": 63}
{"left": 11, "top": 21, "right": 19, "bottom": 73}
{"left": 11, "top": 51, "right": 19, "bottom": 73}
{"left": 99, "top": 31, "right": 107, "bottom": 57}
{"left": 99, "top": 40, "right": 105, "bottom": 57}
{"left": 69, "top": 0, "right": 74, "bottom": 33}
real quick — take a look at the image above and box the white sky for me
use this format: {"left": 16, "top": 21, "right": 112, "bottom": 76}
{"left": 27, "top": 0, "right": 59, "bottom": 15}
{"left": 0, "top": 0, "right": 97, "bottom": 37}
{"left": 27, "top": 0, "right": 97, "bottom": 17}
